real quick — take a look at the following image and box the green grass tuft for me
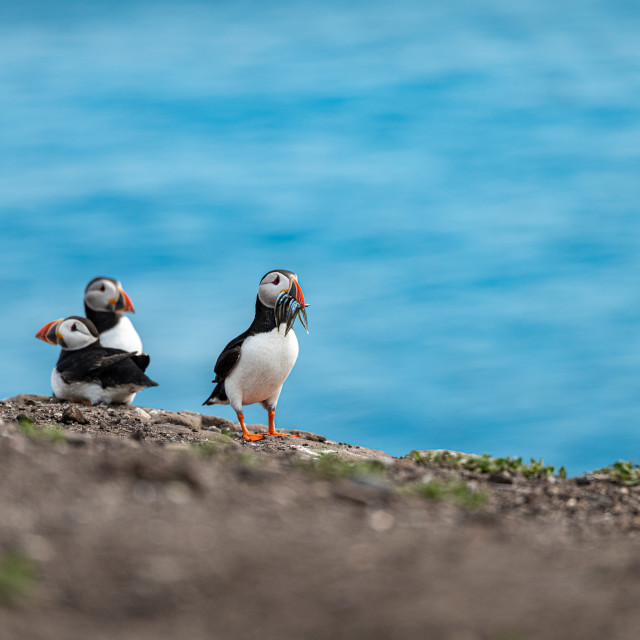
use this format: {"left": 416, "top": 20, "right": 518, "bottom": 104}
{"left": 18, "top": 417, "right": 65, "bottom": 443}
{"left": 595, "top": 460, "right": 640, "bottom": 486}
{"left": 0, "top": 551, "right": 36, "bottom": 604}
{"left": 413, "top": 451, "right": 566, "bottom": 479}
{"left": 191, "top": 440, "right": 261, "bottom": 469}
{"left": 411, "top": 450, "right": 465, "bottom": 468}
{"left": 296, "top": 452, "right": 387, "bottom": 478}
{"left": 407, "top": 478, "right": 487, "bottom": 509}
{"left": 191, "top": 435, "right": 235, "bottom": 456}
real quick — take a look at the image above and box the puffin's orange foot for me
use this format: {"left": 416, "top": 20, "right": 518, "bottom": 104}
{"left": 264, "top": 411, "right": 299, "bottom": 438}
{"left": 242, "top": 432, "right": 266, "bottom": 442}
{"left": 266, "top": 431, "right": 300, "bottom": 438}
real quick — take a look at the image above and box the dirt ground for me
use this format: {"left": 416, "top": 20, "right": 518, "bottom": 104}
{"left": 1, "top": 394, "right": 640, "bottom": 640}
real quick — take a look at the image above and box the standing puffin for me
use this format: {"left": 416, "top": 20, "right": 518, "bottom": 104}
{"left": 84, "top": 277, "right": 143, "bottom": 354}
{"left": 35, "top": 316, "right": 157, "bottom": 405}
{"left": 203, "top": 270, "right": 309, "bottom": 442}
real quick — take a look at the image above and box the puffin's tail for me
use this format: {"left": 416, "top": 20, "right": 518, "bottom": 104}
{"left": 143, "top": 375, "right": 159, "bottom": 388}
{"left": 203, "top": 381, "right": 227, "bottom": 406}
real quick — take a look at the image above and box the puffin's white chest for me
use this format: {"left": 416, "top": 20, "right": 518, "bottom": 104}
{"left": 51, "top": 368, "right": 138, "bottom": 405}
{"left": 99, "top": 316, "right": 142, "bottom": 354}
{"left": 225, "top": 326, "right": 299, "bottom": 405}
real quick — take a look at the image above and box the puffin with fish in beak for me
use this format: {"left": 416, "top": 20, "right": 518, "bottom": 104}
{"left": 203, "top": 269, "right": 309, "bottom": 442}
{"left": 35, "top": 316, "right": 157, "bottom": 405}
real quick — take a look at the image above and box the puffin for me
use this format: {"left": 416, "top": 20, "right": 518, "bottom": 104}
{"left": 84, "top": 277, "right": 143, "bottom": 354}
{"left": 203, "top": 269, "right": 309, "bottom": 442}
{"left": 35, "top": 316, "right": 157, "bottom": 405}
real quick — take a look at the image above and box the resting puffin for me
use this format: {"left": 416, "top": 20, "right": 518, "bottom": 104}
{"left": 84, "top": 277, "right": 143, "bottom": 354}
{"left": 203, "top": 269, "right": 309, "bottom": 442}
{"left": 35, "top": 316, "right": 157, "bottom": 405}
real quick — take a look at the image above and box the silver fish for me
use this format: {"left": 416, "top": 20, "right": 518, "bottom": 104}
{"left": 275, "top": 292, "right": 309, "bottom": 336}
{"left": 298, "top": 304, "right": 309, "bottom": 333}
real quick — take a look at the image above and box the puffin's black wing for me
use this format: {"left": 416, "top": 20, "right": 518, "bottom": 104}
{"left": 86, "top": 350, "right": 138, "bottom": 373}
{"left": 213, "top": 333, "right": 248, "bottom": 382}
{"left": 98, "top": 357, "right": 158, "bottom": 389}
{"left": 57, "top": 348, "right": 132, "bottom": 384}
{"left": 203, "top": 331, "right": 250, "bottom": 404}
{"left": 57, "top": 347, "right": 157, "bottom": 388}
{"left": 203, "top": 297, "right": 277, "bottom": 406}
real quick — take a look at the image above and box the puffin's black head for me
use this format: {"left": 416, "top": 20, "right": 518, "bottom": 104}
{"left": 36, "top": 316, "right": 99, "bottom": 350}
{"left": 257, "top": 270, "right": 309, "bottom": 334}
{"left": 84, "top": 277, "right": 135, "bottom": 314}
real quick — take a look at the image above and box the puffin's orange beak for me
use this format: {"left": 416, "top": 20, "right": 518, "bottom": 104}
{"left": 35, "top": 319, "right": 63, "bottom": 345}
{"left": 289, "top": 276, "right": 306, "bottom": 308}
{"left": 289, "top": 275, "right": 309, "bottom": 333}
{"left": 115, "top": 287, "right": 135, "bottom": 313}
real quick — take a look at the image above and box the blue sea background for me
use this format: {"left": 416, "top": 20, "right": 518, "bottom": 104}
{"left": 1, "top": 0, "right": 640, "bottom": 474}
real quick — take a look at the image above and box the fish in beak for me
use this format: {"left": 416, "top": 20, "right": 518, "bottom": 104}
{"left": 35, "top": 319, "right": 64, "bottom": 345}
{"left": 275, "top": 276, "right": 309, "bottom": 335}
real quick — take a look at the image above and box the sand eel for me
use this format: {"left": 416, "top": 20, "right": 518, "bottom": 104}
{"left": 35, "top": 316, "right": 157, "bottom": 405}
{"left": 84, "top": 277, "right": 143, "bottom": 355}
{"left": 203, "top": 269, "right": 309, "bottom": 442}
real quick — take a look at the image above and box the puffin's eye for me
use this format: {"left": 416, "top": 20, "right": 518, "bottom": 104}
{"left": 100, "top": 284, "right": 106, "bottom": 292}
{"left": 273, "top": 276, "right": 280, "bottom": 285}
{"left": 71, "top": 323, "right": 77, "bottom": 332}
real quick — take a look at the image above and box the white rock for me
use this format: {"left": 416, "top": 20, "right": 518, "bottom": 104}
{"left": 132, "top": 407, "right": 151, "bottom": 421}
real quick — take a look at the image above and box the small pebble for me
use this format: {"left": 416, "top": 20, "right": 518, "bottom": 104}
{"left": 489, "top": 471, "right": 513, "bottom": 485}
{"left": 131, "top": 407, "right": 151, "bottom": 422}
{"left": 61, "top": 405, "right": 88, "bottom": 425}
{"left": 369, "top": 510, "right": 395, "bottom": 532}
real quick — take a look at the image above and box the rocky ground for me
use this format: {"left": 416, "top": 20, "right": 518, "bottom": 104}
{"left": 1, "top": 394, "right": 640, "bottom": 640}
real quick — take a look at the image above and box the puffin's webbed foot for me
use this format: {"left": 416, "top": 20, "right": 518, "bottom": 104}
{"left": 263, "top": 431, "right": 300, "bottom": 438}
{"left": 243, "top": 432, "right": 266, "bottom": 442}
{"left": 237, "top": 413, "right": 266, "bottom": 442}
{"left": 265, "top": 411, "right": 300, "bottom": 438}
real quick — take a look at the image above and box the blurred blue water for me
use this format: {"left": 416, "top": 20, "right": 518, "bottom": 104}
{"left": 1, "top": 0, "right": 640, "bottom": 474}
